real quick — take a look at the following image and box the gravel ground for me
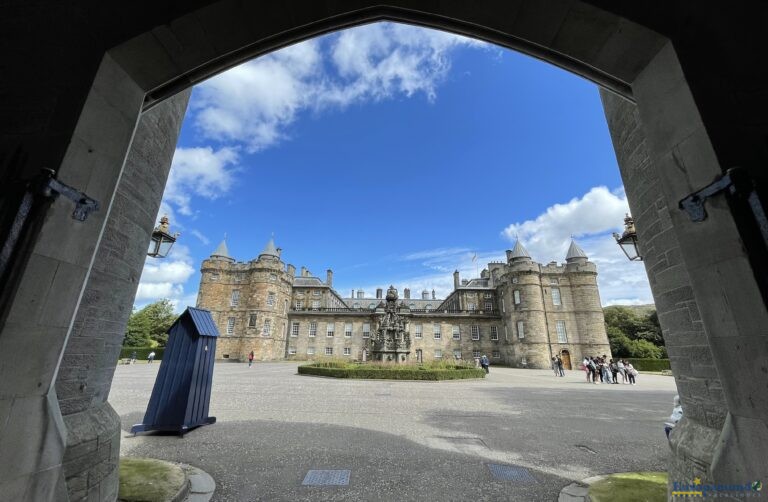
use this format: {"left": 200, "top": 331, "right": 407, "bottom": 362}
{"left": 110, "top": 362, "right": 677, "bottom": 501}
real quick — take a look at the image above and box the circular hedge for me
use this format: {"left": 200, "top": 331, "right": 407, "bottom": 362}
{"left": 298, "top": 361, "right": 486, "bottom": 380}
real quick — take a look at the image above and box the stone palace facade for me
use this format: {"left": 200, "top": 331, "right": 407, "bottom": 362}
{"left": 195, "top": 238, "right": 611, "bottom": 369}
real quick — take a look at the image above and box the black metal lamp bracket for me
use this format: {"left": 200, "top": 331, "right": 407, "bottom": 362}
{"left": 40, "top": 169, "right": 100, "bottom": 221}
{"left": 679, "top": 167, "right": 768, "bottom": 246}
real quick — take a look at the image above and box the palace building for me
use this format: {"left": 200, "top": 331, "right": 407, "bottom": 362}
{"left": 195, "top": 238, "right": 611, "bottom": 369}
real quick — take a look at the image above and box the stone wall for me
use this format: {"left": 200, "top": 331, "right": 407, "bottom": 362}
{"left": 600, "top": 89, "right": 726, "bottom": 485}
{"left": 54, "top": 91, "right": 191, "bottom": 500}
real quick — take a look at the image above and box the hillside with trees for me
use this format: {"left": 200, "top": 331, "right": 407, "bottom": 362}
{"left": 603, "top": 305, "right": 666, "bottom": 359}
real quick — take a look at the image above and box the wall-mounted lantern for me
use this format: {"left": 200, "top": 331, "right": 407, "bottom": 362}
{"left": 147, "top": 215, "right": 179, "bottom": 258}
{"left": 613, "top": 214, "right": 642, "bottom": 261}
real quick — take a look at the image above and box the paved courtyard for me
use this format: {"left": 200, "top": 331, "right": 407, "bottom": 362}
{"left": 110, "top": 362, "right": 678, "bottom": 501}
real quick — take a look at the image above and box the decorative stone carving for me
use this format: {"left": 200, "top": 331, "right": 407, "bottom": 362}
{"left": 369, "top": 286, "right": 411, "bottom": 362}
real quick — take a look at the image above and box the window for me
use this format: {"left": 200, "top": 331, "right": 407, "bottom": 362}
{"left": 248, "top": 314, "right": 257, "bottom": 328}
{"left": 484, "top": 292, "right": 492, "bottom": 299}
{"left": 433, "top": 324, "right": 442, "bottom": 339}
{"left": 269, "top": 273, "right": 277, "bottom": 281}
{"left": 363, "top": 323, "right": 370, "bottom": 338}
{"left": 291, "top": 322, "right": 299, "bottom": 337}
{"left": 453, "top": 350, "right": 462, "bottom": 359}
{"left": 309, "top": 322, "right": 317, "bottom": 337}
{"left": 325, "top": 347, "right": 334, "bottom": 356}
{"left": 414, "top": 324, "right": 422, "bottom": 339}
{"left": 471, "top": 325, "right": 480, "bottom": 340}
{"left": 326, "top": 323, "right": 335, "bottom": 337}
{"left": 556, "top": 321, "right": 568, "bottom": 343}
{"left": 550, "top": 278, "right": 559, "bottom": 285}
{"left": 513, "top": 290, "right": 521, "bottom": 305}
{"left": 313, "top": 290, "right": 321, "bottom": 296}
{"left": 409, "top": 303, "right": 416, "bottom": 309}
{"left": 468, "top": 303, "right": 476, "bottom": 311}
{"left": 288, "top": 347, "right": 297, "bottom": 355}
{"left": 551, "top": 288, "right": 561, "bottom": 306}
{"left": 452, "top": 325, "right": 461, "bottom": 340}
{"left": 226, "top": 317, "right": 235, "bottom": 335}
{"left": 344, "top": 323, "right": 352, "bottom": 337}
{"left": 490, "top": 326, "right": 499, "bottom": 341}
{"left": 262, "top": 318, "right": 272, "bottom": 336}
{"left": 343, "top": 347, "right": 351, "bottom": 356}
{"left": 267, "top": 292, "right": 276, "bottom": 307}
{"left": 353, "top": 302, "right": 360, "bottom": 308}
{"left": 368, "top": 303, "right": 376, "bottom": 309}
{"left": 517, "top": 321, "right": 525, "bottom": 339}
{"left": 434, "top": 349, "right": 442, "bottom": 359}
{"left": 521, "top": 356, "right": 527, "bottom": 366}
{"left": 484, "top": 301, "right": 493, "bottom": 311}
{"left": 492, "top": 350, "right": 500, "bottom": 359}
{"left": 425, "top": 304, "right": 432, "bottom": 311}
{"left": 295, "top": 300, "right": 303, "bottom": 310}
{"left": 512, "top": 277, "right": 518, "bottom": 284}
{"left": 230, "top": 290, "right": 240, "bottom": 307}
{"left": 210, "top": 273, "right": 219, "bottom": 281}
{"left": 234, "top": 273, "right": 244, "bottom": 282}
{"left": 311, "top": 300, "right": 320, "bottom": 310}
{"left": 473, "top": 350, "right": 481, "bottom": 358}
{"left": 307, "top": 347, "right": 315, "bottom": 355}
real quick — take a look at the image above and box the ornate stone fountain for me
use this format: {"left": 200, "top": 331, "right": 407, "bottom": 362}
{"left": 368, "top": 286, "right": 411, "bottom": 363}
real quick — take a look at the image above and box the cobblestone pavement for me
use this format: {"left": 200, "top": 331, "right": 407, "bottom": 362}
{"left": 110, "top": 363, "right": 677, "bottom": 501}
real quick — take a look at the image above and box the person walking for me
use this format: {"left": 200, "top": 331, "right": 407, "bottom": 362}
{"left": 130, "top": 351, "right": 137, "bottom": 364}
{"left": 556, "top": 355, "right": 565, "bottom": 377}
{"left": 248, "top": 350, "right": 254, "bottom": 368}
{"left": 617, "top": 359, "right": 628, "bottom": 383}
{"left": 583, "top": 357, "right": 592, "bottom": 383}
{"left": 551, "top": 357, "right": 559, "bottom": 377}
{"left": 626, "top": 361, "right": 637, "bottom": 385}
{"left": 147, "top": 351, "right": 155, "bottom": 364}
{"left": 480, "top": 354, "right": 490, "bottom": 374}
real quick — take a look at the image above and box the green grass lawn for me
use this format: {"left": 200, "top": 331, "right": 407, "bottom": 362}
{"left": 119, "top": 458, "right": 186, "bottom": 502}
{"left": 589, "top": 472, "right": 667, "bottom": 502}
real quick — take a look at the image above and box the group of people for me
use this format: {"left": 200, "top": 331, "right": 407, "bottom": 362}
{"left": 582, "top": 356, "right": 637, "bottom": 385}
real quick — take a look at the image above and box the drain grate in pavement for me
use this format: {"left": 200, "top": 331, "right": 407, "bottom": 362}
{"left": 302, "top": 470, "right": 350, "bottom": 486}
{"left": 487, "top": 464, "right": 536, "bottom": 483}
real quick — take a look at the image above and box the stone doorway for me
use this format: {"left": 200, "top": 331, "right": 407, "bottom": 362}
{"left": 560, "top": 350, "right": 572, "bottom": 371}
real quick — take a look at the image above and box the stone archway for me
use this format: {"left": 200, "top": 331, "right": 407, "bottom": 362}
{"left": 1, "top": 2, "right": 766, "bottom": 500}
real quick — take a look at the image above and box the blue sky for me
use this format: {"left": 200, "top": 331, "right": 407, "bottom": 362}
{"left": 137, "top": 22, "right": 652, "bottom": 311}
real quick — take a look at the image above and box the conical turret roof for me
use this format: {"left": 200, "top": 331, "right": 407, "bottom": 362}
{"left": 509, "top": 239, "right": 531, "bottom": 259}
{"left": 566, "top": 239, "right": 588, "bottom": 261}
{"left": 259, "top": 237, "right": 279, "bottom": 258}
{"left": 210, "top": 240, "right": 234, "bottom": 262}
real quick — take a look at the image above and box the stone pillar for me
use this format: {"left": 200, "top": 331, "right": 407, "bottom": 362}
{"left": 601, "top": 90, "right": 727, "bottom": 485}
{"left": 55, "top": 90, "right": 191, "bottom": 501}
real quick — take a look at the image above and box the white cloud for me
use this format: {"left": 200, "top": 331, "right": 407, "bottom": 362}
{"left": 190, "top": 229, "right": 210, "bottom": 245}
{"left": 164, "top": 146, "right": 239, "bottom": 216}
{"left": 191, "top": 22, "right": 488, "bottom": 152}
{"left": 135, "top": 244, "right": 198, "bottom": 313}
{"left": 501, "top": 186, "right": 653, "bottom": 306}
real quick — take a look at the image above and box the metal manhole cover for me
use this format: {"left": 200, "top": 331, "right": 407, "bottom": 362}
{"left": 302, "top": 470, "right": 351, "bottom": 486}
{"left": 487, "top": 464, "right": 536, "bottom": 483}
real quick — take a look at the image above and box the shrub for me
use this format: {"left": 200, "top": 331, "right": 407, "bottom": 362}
{"left": 119, "top": 347, "right": 164, "bottom": 361}
{"left": 625, "top": 358, "right": 671, "bottom": 372}
{"left": 298, "top": 362, "right": 485, "bottom": 380}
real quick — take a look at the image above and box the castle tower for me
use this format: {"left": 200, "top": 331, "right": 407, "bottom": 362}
{"left": 501, "top": 239, "right": 551, "bottom": 368}
{"left": 563, "top": 240, "right": 610, "bottom": 361}
{"left": 196, "top": 237, "right": 294, "bottom": 361}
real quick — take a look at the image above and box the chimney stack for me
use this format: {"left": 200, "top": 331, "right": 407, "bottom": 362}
{"left": 404, "top": 288, "right": 410, "bottom": 299}
{"left": 326, "top": 269, "right": 333, "bottom": 287}
{"left": 300, "top": 266, "right": 307, "bottom": 277}
{"left": 357, "top": 290, "right": 364, "bottom": 299}
{"left": 422, "top": 290, "right": 429, "bottom": 300}
{"left": 432, "top": 289, "right": 436, "bottom": 300}
{"left": 453, "top": 270, "right": 460, "bottom": 289}
{"left": 351, "top": 289, "right": 354, "bottom": 298}
{"left": 287, "top": 264, "right": 296, "bottom": 277}
{"left": 376, "top": 288, "right": 383, "bottom": 299}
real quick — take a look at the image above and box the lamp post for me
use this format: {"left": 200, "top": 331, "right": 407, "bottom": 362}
{"left": 613, "top": 213, "right": 642, "bottom": 261}
{"left": 147, "top": 215, "right": 179, "bottom": 258}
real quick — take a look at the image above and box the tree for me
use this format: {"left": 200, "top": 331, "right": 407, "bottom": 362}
{"left": 603, "top": 305, "right": 666, "bottom": 358}
{"left": 123, "top": 299, "right": 177, "bottom": 347}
